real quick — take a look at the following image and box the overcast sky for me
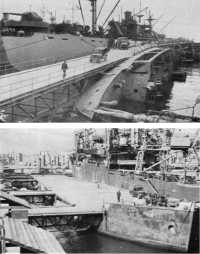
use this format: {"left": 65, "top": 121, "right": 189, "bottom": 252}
{"left": 0, "top": 128, "right": 76, "bottom": 154}
{"left": 0, "top": 0, "right": 199, "bottom": 41}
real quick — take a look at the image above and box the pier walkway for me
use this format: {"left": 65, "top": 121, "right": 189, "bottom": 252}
{"left": 0, "top": 49, "right": 130, "bottom": 105}
{"left": 0, "top": 43, "right": 155, "bottom": 121}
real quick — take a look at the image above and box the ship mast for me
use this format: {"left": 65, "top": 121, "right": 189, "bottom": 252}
{"left": 88, "top": 0, "right": 97, "bottom": 34}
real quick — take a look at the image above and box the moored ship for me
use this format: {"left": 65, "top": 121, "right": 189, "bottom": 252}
{"left": 0, "top": 11, "right": 107, "bottom": 75}
{"left": 73, "top": 129, "right": 200, "bottom": 202}
{"left": 72, "top": 129, "right": 200, "bottom": 252}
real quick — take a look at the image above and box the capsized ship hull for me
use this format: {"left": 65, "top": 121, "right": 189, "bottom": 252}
{"left": 0, "top": 33, "right": 107, "bottom": 74}
{"left": 76, "top": 47, "right": 175, "bottom": 121}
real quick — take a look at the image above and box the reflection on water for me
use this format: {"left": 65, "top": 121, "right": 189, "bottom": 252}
{"left": 119, "top": 63, "right": 200, "bottom": 118}
{"left": 167, "top": 64, "right": 200, "bottom": 117}
{"left": 55, "top": 231, "right": 172, "bottom": 253}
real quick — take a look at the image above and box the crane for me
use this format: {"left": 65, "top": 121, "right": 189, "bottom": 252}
{"left": 159, "top": 16, "right": 176, "bottom": 33}
{"left": 102, "top": 0, "right": 121, "bottom": 28}
{"left": 46, "top": 9, "right": 56, "bottom": 24}
{"left": 66, "top": 3, "right": 80, "bottom": 24}
{"left": 145, "top": 11, "right": 156, "bottom": 29}
{"left": 191, "top": 130, "right": 200, "bottom": 172}
{"left": 78, "top": 0, "right": 85, "bottom": 26}
{"left": 96, "top": 0, "right": 106, "bottom": 24}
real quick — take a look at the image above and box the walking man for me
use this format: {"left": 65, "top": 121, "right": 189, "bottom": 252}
{"left": 117, "top": 189, "right": 121, "bottom": 202}
{"left": 61, "top": 60, "right": 68, "bottom": 79}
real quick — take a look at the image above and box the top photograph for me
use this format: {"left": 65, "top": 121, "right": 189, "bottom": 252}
{"left": 0, "top": 0, "right": 200, "bottom": 123}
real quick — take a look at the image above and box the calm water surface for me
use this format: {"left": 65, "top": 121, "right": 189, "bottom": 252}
{"left": 56, "top": 231, "right": 172, "bottom": 253}
{"left": 119, "top": 63, "right": 200, "bottom": 118}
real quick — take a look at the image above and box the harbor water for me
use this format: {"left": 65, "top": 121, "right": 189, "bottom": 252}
{"left": 64, "top": 63, "right": 200, "bottom": 122}
{"left": 56, "top": 231, "right": 172, "bottom": 253}
{"left": 36, "top": 175, "right": 190, "bottom": 253}
{"left": 119, "top": 63, "right": 200, "bottom": 118}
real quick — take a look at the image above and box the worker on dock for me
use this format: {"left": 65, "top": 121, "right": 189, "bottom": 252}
{"left": 61, "top": 60, "right": 68, "bottom": 79}
{"left": 117, "top": 189, "right": 121, "bottom": 202}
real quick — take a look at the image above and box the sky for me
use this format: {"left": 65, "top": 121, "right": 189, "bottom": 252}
{"left": 0, "top": 0, "right": 200, "bottom": 41}
{"left": 0, "top": 128, "right": 76, "bottom": 154}
{"left": 0, "top": 128, "right": 106, "bottom": 154}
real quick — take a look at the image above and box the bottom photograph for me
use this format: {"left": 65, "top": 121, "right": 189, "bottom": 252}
{"left": 0, "top": 128, "right": 199, "bottom": 253}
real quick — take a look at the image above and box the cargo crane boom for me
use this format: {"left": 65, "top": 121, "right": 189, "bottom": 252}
{"left": 159, "top": 16, "right": 176, "bottom": 33}
{"left": 96, "top": 0, "right": 106, "bottom": 23}
{"left": 78, "top": 0, "right": 85, "bottom": 26}
{"left": 102, "top": 0, "right": 121, "bottom": 28}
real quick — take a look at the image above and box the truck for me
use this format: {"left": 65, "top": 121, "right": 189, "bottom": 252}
{"left": 116, "top": 37, "right": 129, "bottom": 49}
{"left": 90, "top": 47, "right": 109, "bottom": 63}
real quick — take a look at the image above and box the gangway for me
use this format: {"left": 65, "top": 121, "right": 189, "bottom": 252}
{"left": 0, "top": 49, "right": 131, "bottom": 122}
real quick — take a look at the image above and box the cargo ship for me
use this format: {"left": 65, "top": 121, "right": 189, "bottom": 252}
{"left": 73, "top": 129, "right": 200, "bottom": 202}
{"left": 0, "top": 11, "right": 107, "bottom": 75}
{"left": 72, "top": 129, "right": 200, "bottom": 252}
{"left": 0, "top": 0, "right": 165, "bottom": 76}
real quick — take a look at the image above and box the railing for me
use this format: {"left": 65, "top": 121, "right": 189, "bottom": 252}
{"left": 0, "top": 54, "right": 91, "bottom": 76}
{"left": 0, "top": 43, "right": 157, "bottom": 76}
{"left": 0, "top": 44, "right": 157, "bottom": 103}
{"left": 132, "top": 43, "right": 157, "bottom": 56}
{"left": 0, "top": 54, "right": 127, "bottom": 103}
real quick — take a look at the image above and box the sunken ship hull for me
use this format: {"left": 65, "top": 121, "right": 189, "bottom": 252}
{"left": 98, "top": 202, "right": 199, "bottom": 253}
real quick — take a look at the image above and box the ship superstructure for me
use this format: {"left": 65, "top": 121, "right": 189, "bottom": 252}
{"left": 74, "top": 129, "right": 200, "bottom": 201}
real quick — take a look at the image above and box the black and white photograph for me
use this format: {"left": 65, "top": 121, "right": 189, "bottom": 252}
{"left": 0, "top": 0, "right": 200, "bottom": 122}
{"left": 0, "top": 127, "right": 199, "bottom": 253}
{"left": 0, "top": 0, "right": 200, "bottom": 253}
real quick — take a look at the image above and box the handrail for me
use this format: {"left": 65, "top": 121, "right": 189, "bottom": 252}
{"left": 0, "top": 57, "right": 127, "bottom": 103}
{"left": 0, "top": 43, "right": 156, "bottom": 76}
{"left": 0, "top": 54, "right": 91, "bottom": 76}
